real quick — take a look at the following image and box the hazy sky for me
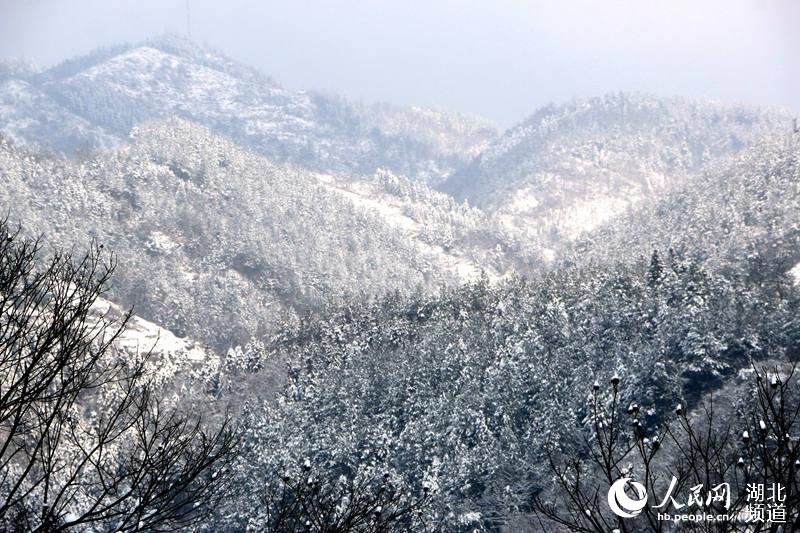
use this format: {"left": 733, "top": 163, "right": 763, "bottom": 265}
{"left": 1, "top": 0, "right": 798, "bottom": 126}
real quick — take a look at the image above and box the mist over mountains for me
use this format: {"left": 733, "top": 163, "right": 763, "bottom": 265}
{"left": 443, "top": 94, "right": 790, "bottom": 242}
{"left": 1, "top": 34, "right": 799, "bottom": 531}
{"left": 0, "top": 116, "right": 528, "bottom": 349}
{"left": 0, "top": 36, "right": 496, "bottom": 183}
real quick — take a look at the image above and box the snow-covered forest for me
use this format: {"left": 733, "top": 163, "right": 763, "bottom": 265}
{"left": 1, "top": 27, "right": 799, "bottom": 532}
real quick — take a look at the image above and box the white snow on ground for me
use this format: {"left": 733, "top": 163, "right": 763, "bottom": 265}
{"left": 0, "top": 79, "right": 119, "bottom": 150}
{"left": 91, "top": 298, "right": 207, "bottom": 363}
{"left": 315, "top": 173, "right": 498, "bottom": 282}
{"left": 555, "top": 195, "right": 632, "bottom": 239}
{"left": 789, "top": 262, "right": 800, "bottom": 285}
{"left": 506, "top": 186, "right": 540, "bottom": 212}
{"left": 540, "top": 248, "right": 556, "bottom": 262}
{"left": 147, "top": 230, "right": 181, "bottom": 252}
{"left": 499, "top": 187, "right": 646, "bottom": 241}
{"left": 316, "top": 174, "right": 418, "bottom": 233}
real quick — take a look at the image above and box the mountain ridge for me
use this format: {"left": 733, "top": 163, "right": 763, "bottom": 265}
{"left": 0, "top": 116, "right": 527, "bottom": 350}
{"left": 442, "top": 92, "right": 793, "bottom": 247}
{"left": 0, "top": 35, "right": 497, "bottom": 184}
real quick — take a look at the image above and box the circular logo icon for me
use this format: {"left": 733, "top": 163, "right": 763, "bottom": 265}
{"left": 607, "top": 478, "right": 648, "bottom": 518}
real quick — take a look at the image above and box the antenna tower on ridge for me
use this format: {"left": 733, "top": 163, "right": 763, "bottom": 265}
{"left": 186, "top": 0, "right": 192, "bottom": 38}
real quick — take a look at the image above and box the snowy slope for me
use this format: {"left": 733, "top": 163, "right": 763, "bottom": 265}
{"left": 92, "top": 298, "right": 207, "bottom": 364}
{"left": 0, "top": 79, "right": 118, "bottom": 153}
{"left": 315, "top": 173, "right": 511, "bottom": 281}
{"left": 0, "top": 118, "right": 524, "bottom": 349}
{"left": 570, "top": 132, "right": 800, "bottom": 275}
{"left": 442, "top": 93, "right": 792, "bottom": 246}
{"left": 789, "top": 262, "right": 800, "bottom": 285}
{"left": 0, "top": 36, "right": 496, "bottom": 183}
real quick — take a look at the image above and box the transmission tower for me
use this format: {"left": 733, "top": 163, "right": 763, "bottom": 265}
{"left": 186, "top": 0, "right": 192, "bottom": 38}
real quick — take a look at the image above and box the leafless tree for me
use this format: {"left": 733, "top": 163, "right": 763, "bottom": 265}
{"left": 533, "top": 365, "right": 800, "bottom": 532}
{"left": 0, "top": 221, "right": 237, "bottom": 531}
{"left": 260, "top": 462, "right": 430, "bottom": 532}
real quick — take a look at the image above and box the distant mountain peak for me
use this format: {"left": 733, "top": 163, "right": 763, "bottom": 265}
{"left": 441, "top": 93, "right": 791, "bottom": 243}
{"left": 0, "top": 38, "right": 495, "bottom": 183}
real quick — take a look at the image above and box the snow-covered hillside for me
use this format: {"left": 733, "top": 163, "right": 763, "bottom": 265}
{"left": 90, "top": 297, "right": 208, "bottom": 384}
{"left": 570, "top": 131, "right": 800, "bottom": 275}
{"left": 0, "top": 118, "right": 526, "bottom": 350}
{"left": 0, "top": 78, "right": 118, "bottom": 153}
{"left": 442, "top": 93, "right": 792, "bottom": 246}
{"left": 314, "top": 170, "right": 533, "bottom": 281}
{"left": 0, "top": 36, "right": 496, "bottom": 183}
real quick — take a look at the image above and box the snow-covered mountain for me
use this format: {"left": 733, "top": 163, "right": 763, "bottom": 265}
{"left": 442, "top": 93, "right": 792, "bottom": 245}
{"left": 0, "top": 77, "right": 119, "bottom": 154}
{"left": 241, "top": 129, "right": 800, "bottom": 529}
{"left": 0, "top": 118, "right": 525, "bottom": 350}
{"left": 570, "top": 131, "right": 800, "bottom": 276}
{"left": 6, "top": 41, "right": 788, "bottom": 258}
{"left": 91, "top": 297, "right": 208, "bottom": 380}
{"left": 0, "top": 36, "right": 496, "bottom": 183}
{"left": 3, "top": 30, "right": 800, "bottom": 533}
{"left": 3, "top": 41, "right": 795, "bottom": 351}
